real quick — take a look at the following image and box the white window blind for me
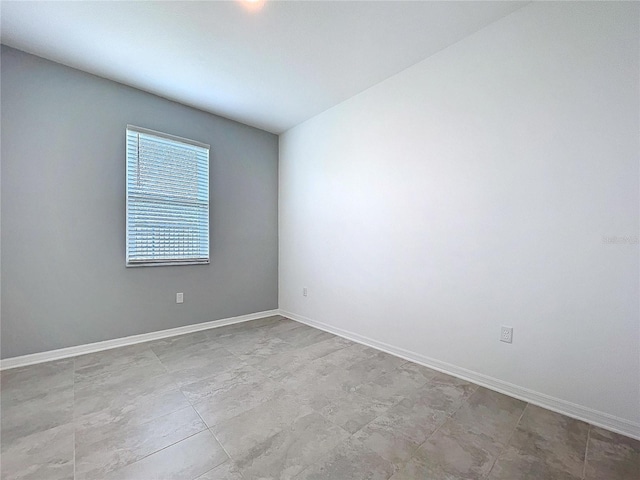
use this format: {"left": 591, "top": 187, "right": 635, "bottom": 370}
{"left": 126, "top": 126, "right": 210, "bottom": 267}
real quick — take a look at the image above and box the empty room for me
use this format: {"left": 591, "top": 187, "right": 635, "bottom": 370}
{"left": 1, "top": 1, "right": 638, "bottom": 479}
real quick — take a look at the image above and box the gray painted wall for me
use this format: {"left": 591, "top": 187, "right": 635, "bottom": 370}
{"left": 1, "top": 46, "right": 279, "bottom": 358}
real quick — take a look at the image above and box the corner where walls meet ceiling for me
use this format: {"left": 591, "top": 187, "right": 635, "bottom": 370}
{"left": 0, "top": 0, "right": 527, "bottom": 133}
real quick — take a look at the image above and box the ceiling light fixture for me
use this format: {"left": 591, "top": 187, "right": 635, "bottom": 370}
{"left": 239, "top": 0, "right": 266, "bottom": 13}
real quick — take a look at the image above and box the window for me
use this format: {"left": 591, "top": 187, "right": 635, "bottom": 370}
{"left": 126, "top": 126, "right": 209, "bottom": 267}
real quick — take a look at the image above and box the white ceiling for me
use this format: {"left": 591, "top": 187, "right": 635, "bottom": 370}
{"left": 1, "top": 1, "right": 526, "bottom": 133}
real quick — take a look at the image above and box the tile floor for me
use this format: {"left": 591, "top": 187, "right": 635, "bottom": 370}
{"left": 1, "top": 316, "right": 638, "bottom": 480}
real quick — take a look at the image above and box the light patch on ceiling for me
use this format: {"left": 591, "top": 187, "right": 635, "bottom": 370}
{"left": 238, "top": 0, "right": 267, "bottom": 14}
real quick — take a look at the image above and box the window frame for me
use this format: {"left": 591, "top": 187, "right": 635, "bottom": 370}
{"left": 125, "top": 125, "right": 210, "bottom": 268}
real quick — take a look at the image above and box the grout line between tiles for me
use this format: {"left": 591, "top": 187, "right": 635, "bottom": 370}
{"left": 187, "top": 378, "right": 257, "bottom": 480}
{"left": 127, "top": 429, "right": 207, "bottom": 467}
{"left": 169, "top": 350, "right": 248, "bottom": 475}
{"left": 369, "top": 378, "right": 481, "bottom": 478}
{"left": 417, "top": 382, "right": 481, "bottom": 449}
{"left": 342, "top": 367, "right": 432, "bottom": 437}
{"left": 483, "top": 402, "right": 529, "bottom": 479}
{"left": 582, "top": 423, "right": 591, "bottom": 479}
{"left": 148, "top": 337, "right": 262, "bottom": 418}
{"left": 147, "top": 346, "right": 172, "bottom": 376}
{"left": 193, "top": 461, "right": 247, "bottom": 480}
{"left": 206, "top": 427, "right": 237, "bottom": 470}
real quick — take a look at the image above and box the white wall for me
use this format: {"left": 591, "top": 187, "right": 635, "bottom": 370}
{"left": 279, "top": 1, "right": 639, "bottom": 437}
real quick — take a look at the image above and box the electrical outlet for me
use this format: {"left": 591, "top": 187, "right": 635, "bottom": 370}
{"left": 302, "top": 287, "right": 308, "bottom": 297}
{"left": 176, "top": 292, "right": 184, "bottom": 304}
{"left": 500, "top": 326, "right": 513, "bottom": 343}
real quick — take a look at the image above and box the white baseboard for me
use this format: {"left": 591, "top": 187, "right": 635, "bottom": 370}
{"left": 0, "top": 309, "right": 280, "bottom": 371}
{"left": 280, "top": 309, "right": 640, "bottom": 441}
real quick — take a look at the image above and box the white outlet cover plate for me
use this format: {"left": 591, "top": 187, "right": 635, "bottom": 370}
{"left": 500, "top": 326, "right": 513, "bottom": 343}
{"left": 176, "top": 293, "right": 184, "bottom": 304}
